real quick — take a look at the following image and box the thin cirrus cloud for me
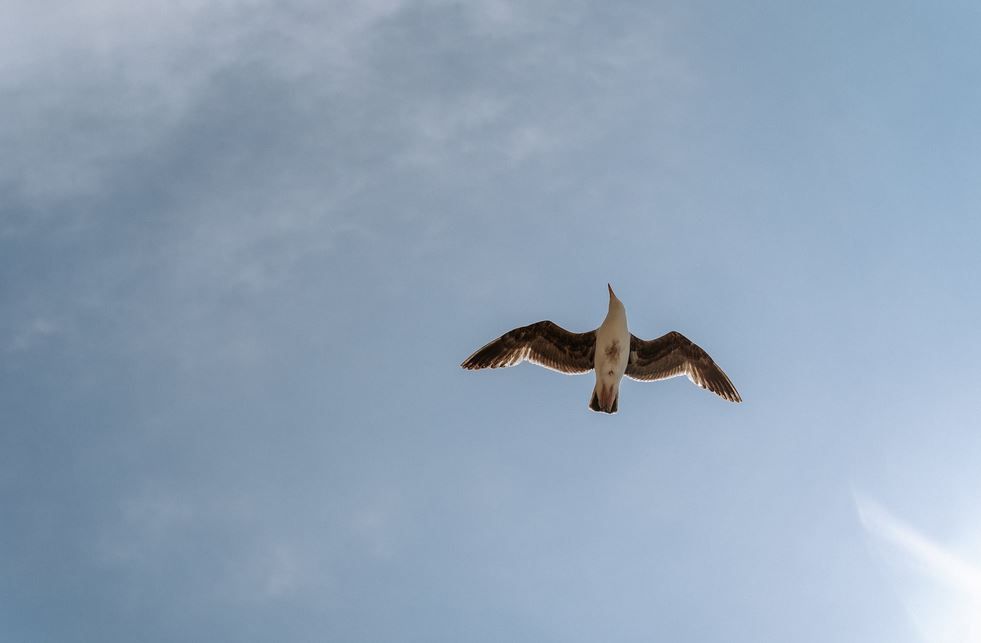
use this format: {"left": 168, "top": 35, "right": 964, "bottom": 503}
{"left": 0, "top": 0, "right": 443, "bottom": 211}
{"left": 1, "top": 0, "right": 688, "bottom": 368}
{"left": 6, "top": 318, "right": 59, "bottom": 353}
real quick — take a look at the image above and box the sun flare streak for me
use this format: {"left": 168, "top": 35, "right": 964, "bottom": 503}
{"left": 855, "top": 494, "right": 981, "bottom": 643}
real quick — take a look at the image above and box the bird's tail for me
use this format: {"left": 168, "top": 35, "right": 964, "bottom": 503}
{"left": 589, "top": 384, "right": 618, "bottom": 414}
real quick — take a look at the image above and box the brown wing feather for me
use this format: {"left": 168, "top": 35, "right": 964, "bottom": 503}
{"left": 461, "top": 321, "right": 596, "bottom": 375}
{"left": 625, "top": 331, "right": 741, "bottom": 402}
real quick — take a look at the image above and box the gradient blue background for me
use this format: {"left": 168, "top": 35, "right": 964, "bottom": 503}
{"left": 3, "top": 1, "right": 980, "bottom": 641}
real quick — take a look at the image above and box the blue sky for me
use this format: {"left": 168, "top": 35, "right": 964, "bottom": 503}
{"left": 3, "top": 1, "right": 981, "bottom": 641}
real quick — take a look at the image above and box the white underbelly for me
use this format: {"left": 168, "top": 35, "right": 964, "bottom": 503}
{"left": 594, "top": 324, "right": 629, "bottom": 377}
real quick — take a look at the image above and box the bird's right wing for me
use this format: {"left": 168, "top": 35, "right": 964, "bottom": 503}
{"left": 461, "top": 321, "right": 596, "bottom": 374}
{"left": 625, "top": 331, "right": 741, "bottom": 402}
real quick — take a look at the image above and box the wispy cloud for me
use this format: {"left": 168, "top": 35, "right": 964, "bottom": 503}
{"left": 7, "top": 317, "right": 59, "bottom": 352}
{"left": 2, "top": 0, "right": 691, "bottom": 374}
{"left": 93, "top": 480, "right": 409, "bottom": 610}
{"left": 0, "top": 0, "right": 423, "bottom": 209}
{"left": 855, "top": 494, "right": 981, "bottom": 643}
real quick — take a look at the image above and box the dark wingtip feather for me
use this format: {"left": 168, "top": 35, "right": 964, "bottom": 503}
{"left": 719, "top": 382, "right": 742, "bottom": 403}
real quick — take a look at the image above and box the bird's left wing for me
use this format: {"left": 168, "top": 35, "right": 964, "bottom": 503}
{"left": 461, "top": 321, "right": 595, "bottom": 374}
{"left": 625, "top": 331, "right": 741, "bottom": 402}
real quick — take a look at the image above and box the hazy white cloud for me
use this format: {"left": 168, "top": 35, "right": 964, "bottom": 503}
{"left": 93, "top": 479, "right": 413, "bottom": 610}
{"left": 220, "top": 539, "right": 313, "bottom": 603}
{"left": 0, "top": 0, "right": 692, "bottom": 375}
{"left": 96, "top": 491, "right": 196, "bottom": 566}
{"left": 260, "top": 544, "right": 301, "bottom": 598}
{"left": 1, "top": 3, "right": 220, "bottom": 204}
{"left": 0, "top": 0, "right": 413, "bottom": 206}
{"left": 856, "top": 494, "right": 981, "bottom": 643}
{"left": 7, "top": 317, "right": 60, "bottom": 352}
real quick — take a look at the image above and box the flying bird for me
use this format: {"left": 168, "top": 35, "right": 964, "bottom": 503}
{"left": 461, "top": 284, "right": 741, "bottom": 413}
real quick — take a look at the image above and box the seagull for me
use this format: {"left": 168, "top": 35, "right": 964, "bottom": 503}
{"left": 460, "top": 284, "right": 741, "bottom": 413}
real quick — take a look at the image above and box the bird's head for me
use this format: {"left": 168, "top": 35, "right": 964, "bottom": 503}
{"left": 607, "top": 283, "right": 624, "bottom": 311}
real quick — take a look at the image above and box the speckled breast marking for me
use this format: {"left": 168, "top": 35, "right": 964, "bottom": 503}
{"left": 604, "top": 340, "right": 620, "bottom": 360}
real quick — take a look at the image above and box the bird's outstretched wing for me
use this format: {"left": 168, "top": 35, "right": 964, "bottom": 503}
{"left": 625, "top": 331, "right": 741, "bottom": 402}
{"left": 461, "top": 321, "right": 596, "bottom": 374}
